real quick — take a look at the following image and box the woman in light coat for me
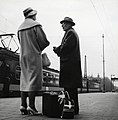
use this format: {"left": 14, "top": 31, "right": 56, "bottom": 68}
{"left": 18, "top": 7, "right": 50, "bottom": 115}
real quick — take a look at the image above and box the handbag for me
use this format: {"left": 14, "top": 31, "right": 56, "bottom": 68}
{"left": 59, "top": 91, "right": 75, "bottom": 119}
{"left": 42, "top": 53, "right": 51, "bottom": 67}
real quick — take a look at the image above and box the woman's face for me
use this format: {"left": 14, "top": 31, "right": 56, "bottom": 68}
{"left": 62, "top": 22, "right": 72, "bottom": 31}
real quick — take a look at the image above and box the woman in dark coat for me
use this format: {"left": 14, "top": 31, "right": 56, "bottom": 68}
{"left": 53, "top": 17, "right": 82, "bottom": 115}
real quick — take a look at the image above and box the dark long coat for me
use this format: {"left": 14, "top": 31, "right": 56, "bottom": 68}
{"left": 54, "top": 28, "right": 82, "bottom": 88}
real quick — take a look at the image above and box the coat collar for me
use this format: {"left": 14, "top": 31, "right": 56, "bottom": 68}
{"left": 18, "top": 18, "right": 41, "bottom": 31}
{"left": 62, "top": 28, "right": 74, "bottom": 41}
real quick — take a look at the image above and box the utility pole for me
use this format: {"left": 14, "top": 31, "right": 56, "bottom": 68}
{"left": 102, "top": 34, "right": 105, "bottom": 92}
{"left": 111, "top": 74, "right": 115, "bottom": 92}
{"left": 84, "top": 55, "right": 89, "bottom": 92}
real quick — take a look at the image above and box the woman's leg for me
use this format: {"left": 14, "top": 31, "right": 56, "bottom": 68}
{"left": 27, "top": 91, "right": 41, "bottom": 115}
{"left": 21, "top": 91, "right": 28, "bottom": 108}
{"left": 28, "top": 91, "right": 37, "bottom": 111}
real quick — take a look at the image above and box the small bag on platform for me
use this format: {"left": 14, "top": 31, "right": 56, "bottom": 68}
{"left": 60, "top": 91, "right": 75, "bottom": 119}
{"left": 42, "top": 53, "right": 51, "bottom": 67}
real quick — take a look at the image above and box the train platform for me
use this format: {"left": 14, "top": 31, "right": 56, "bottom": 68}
{"left": 0, "top": 92, "right": 118, "bottom": 120}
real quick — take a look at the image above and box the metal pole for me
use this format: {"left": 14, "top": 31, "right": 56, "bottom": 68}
{"left": 111, "top": 74, "right": 115, "bottom": 92}
{"left": 111, "top": 75, "right": 112, "bottom": 92}
{"left": 84, "top": 55, "right": 89, "bottom": 92}
{"left": 102, "top": 34, "right": 105, "bottom": 92}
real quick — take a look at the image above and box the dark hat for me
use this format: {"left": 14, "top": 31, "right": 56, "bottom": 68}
{"left": 60, "top": 17, "right": 75, "bottom": 26}
{"left": 23, "top": 7, "right": 37, "bottom": 18}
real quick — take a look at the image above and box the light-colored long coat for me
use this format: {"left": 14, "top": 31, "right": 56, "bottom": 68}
{"left": 18, "top": 18, "right": 49, "bottom": 91}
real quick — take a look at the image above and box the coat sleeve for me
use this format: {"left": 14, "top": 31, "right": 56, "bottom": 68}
{"left": 17, "top": 31, "right": 21, "bottom": 43}
{"left": 53, "top": 45, "right": 61, "bottom": 56}
{"left": 34, "top": 26, "right": 50, "bottom": 51}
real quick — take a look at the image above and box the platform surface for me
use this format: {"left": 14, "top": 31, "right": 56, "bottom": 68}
{"left": 0, "top": 92, "right": 118, "bottom": 120}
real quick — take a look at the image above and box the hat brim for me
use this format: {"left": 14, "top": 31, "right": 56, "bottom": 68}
{"left": 26, "top": 10, "right": 37, "bottom": 18}
{"left": 60, "top": 20, "right": 75, "bottom": 26}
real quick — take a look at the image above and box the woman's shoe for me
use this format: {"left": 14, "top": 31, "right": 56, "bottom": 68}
{"left": 20, "top": 106, "right": 28, "bottom": 115}
{"left": 27, "top": 106, "right": 41, "bottom": 116}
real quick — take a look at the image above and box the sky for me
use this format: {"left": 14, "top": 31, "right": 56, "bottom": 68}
{"left": 0, "top": 0, "right": 118, "bottom": 79}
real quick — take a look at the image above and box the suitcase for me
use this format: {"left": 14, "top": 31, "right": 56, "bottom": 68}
{"left": 42, "top": 92, "right": 63, "bottom": 118}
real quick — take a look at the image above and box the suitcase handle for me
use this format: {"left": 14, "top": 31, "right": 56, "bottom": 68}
{"left": 58, "top": 91, "right": 71, "bottom": 104}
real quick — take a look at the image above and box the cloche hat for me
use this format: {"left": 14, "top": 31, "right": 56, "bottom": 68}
{"left": 23, "top": 7, "right": 37, "bottom": 18}
{"left": 60, "top": 17, "right": 75, "bottom": 26}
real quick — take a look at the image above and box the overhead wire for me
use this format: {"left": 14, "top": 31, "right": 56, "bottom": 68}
{"left": 0, "top": 14, "right": 15, "bottom": 34}
{"left": 99, "top": 0, "right": 118, "bottom": 58}
{"left": 0, "top": 30, "right": 6, "bottom": 33}
{"left": 90, "top": 0, "right": 105, "bottom": 33}
{"left": 90, "top": 0, "right": 118, "bottom": 77}
{"left": 90, "top": 0, "right": 117, "bottom": 54}
{"left": 0, "top": 14, "right": 14, "bottom": 26}
{"left": 90, "top": 0, "right": 118, "bottom": 61}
